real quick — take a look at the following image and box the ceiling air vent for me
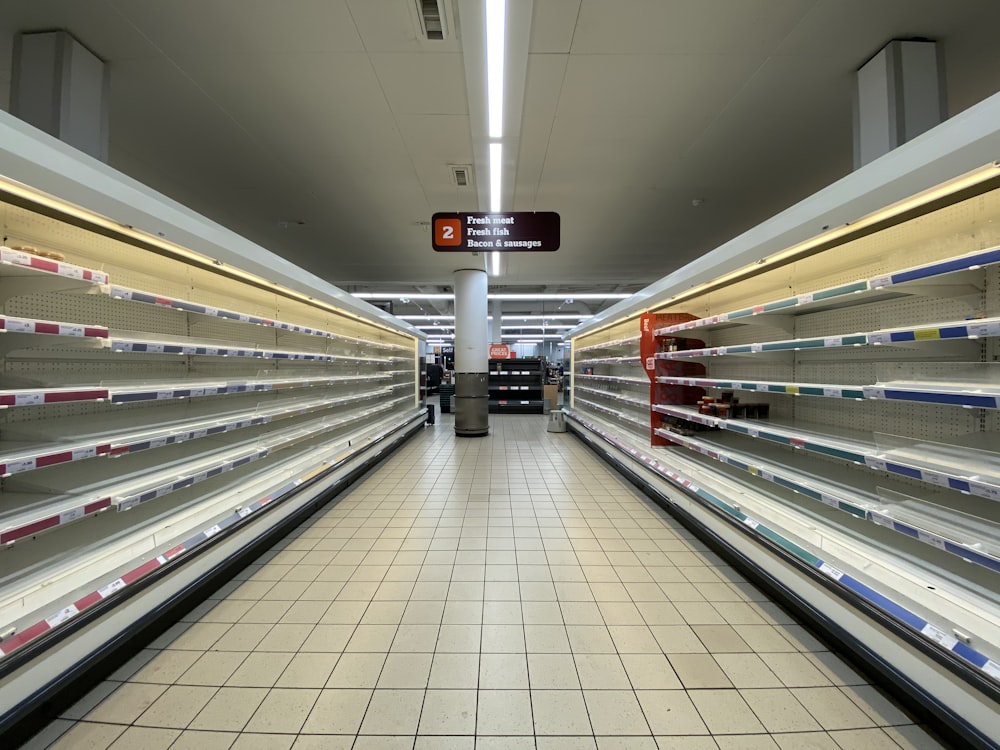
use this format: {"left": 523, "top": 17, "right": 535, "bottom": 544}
{"left": 451, "top": 165, "right": 473, "bottom": 187}
{"left": 416, "top": 0, "right": 448, "bottom": 40}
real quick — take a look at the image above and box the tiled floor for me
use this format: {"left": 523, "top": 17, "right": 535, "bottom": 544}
{"left": 26, "top": 412, "right": 948, "bottom": 749}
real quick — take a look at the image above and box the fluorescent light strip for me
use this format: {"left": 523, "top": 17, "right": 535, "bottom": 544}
{"left": 486, "top": 0, "right": 506, "bottom": 139}
{"left": 490, "top": 142, "right": 502, "bottom": 213}
{"left": 398, "top": 315, "right": 592, "bottom": 321}
{"left": 355, "top": 293, "right": 629, "bottom": 301}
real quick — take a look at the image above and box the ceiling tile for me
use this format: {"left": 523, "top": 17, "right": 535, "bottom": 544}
{"left": 370, "top": 52, "right": 468, "bottom": 115}
{"left": 529, "top": 0, "right": 582, "bottom": 54}
{"left": 571, "top": 0, "right": 816, "bottom": 54}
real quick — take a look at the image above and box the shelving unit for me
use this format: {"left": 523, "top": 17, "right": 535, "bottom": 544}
{"left": 488, "top": 357, "right": 545, "bottom": 413}
{"left": 566, "top": 131, "right": 1000, "bottom": 743}
{"left": 0, "top": 115, "right": 424, "bottom": 727}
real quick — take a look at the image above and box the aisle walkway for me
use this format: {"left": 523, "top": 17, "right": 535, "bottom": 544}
{"left": 28, "top": 413, "right": 946, "bottom": 749}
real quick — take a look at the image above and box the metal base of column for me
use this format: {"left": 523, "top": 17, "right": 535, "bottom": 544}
{"left": 454, "top": 372, "right": 489, "bottom": 437}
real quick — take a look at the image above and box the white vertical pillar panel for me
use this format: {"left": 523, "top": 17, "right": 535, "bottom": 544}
{"left": 454, "top": 268, "right": 489, "bottom": 372}
{"left": 490, "top": 299, "right": 503, "bottom": 344}
{"left": 11, "top": 31, "right": 109, "bottom": 162}
{"left": 855, "top": 40, "right": 945, "bottom": 169}
{"left": 453, "top": 267, "right": 489, "bottom": 436}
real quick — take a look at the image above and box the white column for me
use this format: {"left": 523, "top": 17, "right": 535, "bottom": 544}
{"left": 11, "top": 31, "right": 109, "bottom": 162}
{"left": 854, "top": 40, "right": 945, "bottom": 169}
{"left": 490, "top": 299, "right": 503, "bottom": 345}
{"left": 453, "top": 267, "right": 489, "bottom": 436}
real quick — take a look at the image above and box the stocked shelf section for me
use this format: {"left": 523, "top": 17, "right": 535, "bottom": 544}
{"left": 0, "top": 169, "right": 421, "bottom": 672}
{"left": 567, "top": 154, "right": 1000, "bottom": 736}
{"left": 488, "top": 357, "right": 545, "bottom": 413}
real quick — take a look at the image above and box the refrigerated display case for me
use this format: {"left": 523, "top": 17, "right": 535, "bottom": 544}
{"left": 565, "top": 97, "right": 1000, "bottom": 746}
{"left": 0, "top": 112, "right": 424, "bottom": 732}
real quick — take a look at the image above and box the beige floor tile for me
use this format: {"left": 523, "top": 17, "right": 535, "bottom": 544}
{"left": 299, "top": 624, "right": 356, "bottom": 652}
{"left": 320, "top": 600, "right": 369, "bottom": 624}
{"left": 229, "top": 733, "right": 295, "bottom": 749}
{"left": 275, "top": 652, "right": 340, "bottom": 688}
{"left": 476, "top": 736, "right": 535, "bottom": 749}
{"left": 572, "top": 653, "right": 630, "bottom": 690}
{"left": 566, "top": 625, "right": 616, "bottom": 653}
{"left": 649, "top": 625, "right": 707, "bottom": 653}
{"left": 480, "top": 651, "right": 530, "bottom": 688}
{"left": 713, "top": 736, "right": 779, "bottom": 749}
{"left": 805, "top": 652, "right": 867, "bottom": 686}
{"left": 741, "top": 688, "right": 823, "bottom": 732}
{"left": 765, "top": 652, "right": 834, "bottom": 687}
{"left": 47, "top": 721, "right": 125, "bottom": 749}
{"left": 177, "top": 651, "right": 247, "bottom": 686}
{"left": 583, "top": 689, "right": 650, "bottom": 735}
{"left": 85, "top": 682, "right": 167, "bottom": 724}
{"left": 481, "top": 623, "right": 526, "bottom": 652}
{"left": 107, "top": 650, "right": 157, "bottom": 682}
{"left": 794, "top": 687, "right": 877, "bottom": 730}
{"left": 714, "top": 653, "right": 783, "bottom": 688}
{"left": 166, "top": 729, "right": 240, "bottom": 749}
{"left": 293, "top": 736, "right": 353, "bottom": 749}
{"left": 476, "top": 689, "right": 534, "bottom": 735}
{"left": 483, "top": 600, "right": 522, "bottom": 624}
{"left": 391, "top": 623, "right": 440, "bottom": 651}
{"left": 225, "top": 652, "right": 294, "bottom": 688}
{"left": 635, "top": 689, "right": 708, "bottom": 735}
{"left": 418, "top": 688, "right": 477, "bottom": 734}
{"left": 688, "top": 689, "right": 766, "bottom": 734}
{"left": 261, "top": 581, "right": 310, "bottom": 601}
{"left": 525, "top": 624, "right": 571, "bottom": 652}
{"left": 828, "top": 728, "right": 908, "bottom": 749}
{"left": 252, "top": 624, "right": 309, "bottom": 652}
{"left": 299, "top": 688, "right": 373, "bottom": 734}
{"left": 692, "top": 624, "right": 751, "bottom": 652}
{"left": 166, "top": 623, "right": 230, "bottom": 651}
{"left": 376, "top": 652, "right": 433, "bottom": 688}
{"left": 531, "top": 689, "right": 593, "bottom": 735}
{"left": 358, "top": 688, "right": 425, "bottom": 734}
{"left": 668, "top": 654, "right": 732, "bottom": 689}
{"left": 635, "top": 601, "right": 685, "bottom": 626}
{"left": 402, "top": 600, "right": 445, "bottom": 624}
{"left": 345, "top": 624, "right": 398, "bottom": 652}
{"left": 779, "top": 624, "right": 829, "bottom": 652}
{"left": 608, "top": 625, "right": 661, "bottom": 653}
{"left": 619, "top": 653, "right": 681, "bottom": 689}
{"left": 277, "top": 601, "right": 331, "bottom": 624}
{"left": 728, "top": 626, "right": 793, "bottom": 654}
{"left": 772, "top": 732, "right": 840, "bottom": 749}
{"left": 189, "top": 687, "right": 268, "bottom": 732}
{"left": 133, "top": 684, "right": 216, "bottom": 728}
{"left": 437, "top": 623, "right": 482, "bottom": 652}
{"left": 106, "top": 726, "right": 179, "bottom": 748}
{"left": 527, "top": 652, "right": 582, "bottom": 689}
{"left": 537, "top": 736, "right": 598, "bottom": 749}
{"left": 126, "top": 650, "right": 200, "bottom": 686}
{"left": 560, "top": 601, "right": 604, "bottom": 625}
{"left": 244, "top": 688, "right": 320, "bottom": 734}
{"left": 596, "top": 601, "right": 644, "bottom": 625}
{"left": 595, "top": 737, "right": 656, "bottom": 750}
{"left": 239, "top": 601, "right": 293, "bottom": 624}
{"left": 211, "top": 624, "right": 272, "bottom": 652}
{"left": 441, "top": 600, "right": 483, "bottom": 624}
{"left": 652, "top": 736, "right": 719, "bottom": 749}
{"left": 427, "top": 652, "right": 479, "bottom": 688}
{"left": 521, "top": 601, "right": 564, "bottom": 624}
{"left": 353, "top": 737, "right": 415, "bottom": 750}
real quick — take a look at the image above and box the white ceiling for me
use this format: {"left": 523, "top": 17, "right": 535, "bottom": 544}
{"left": 1, "top": 0, "right": 1000, "bottom": 322}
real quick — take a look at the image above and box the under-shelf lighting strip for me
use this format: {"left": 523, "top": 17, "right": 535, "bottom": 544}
{"left": 653, "top": 244, "right": 1000, "bottom": 339}
{"left": 654, "top": 427, "right": 1000, "bottom": 574}
{"left": 564, "top": 409, "right": 1000, "bottom": 682}
{"left": 0, "top": 409, "right": 426, "bottom": 659}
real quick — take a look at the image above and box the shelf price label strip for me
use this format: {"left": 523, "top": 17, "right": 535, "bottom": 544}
{"left": 0, "top": 316, "right": 108, "bottom": 339}
{"left": 109, "top": 285, "right": 401, "bottom": 351}
{"left": 0, "top": 246, "right": 110, "bottom": 284}
{"left": 656, "top": 428, "right": 1000, "bottom": 572}
{"left": 0, "top": 410, "right": 426, "bottom": 660}
{"left": 565, "top": 410, "right": 1000, "bottom": 682}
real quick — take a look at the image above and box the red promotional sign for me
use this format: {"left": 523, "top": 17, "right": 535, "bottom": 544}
{"left": 489, "top": 344, "right": 510, "bottom": 359}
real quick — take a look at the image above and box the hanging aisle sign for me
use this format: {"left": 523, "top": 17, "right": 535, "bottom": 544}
{"left": 432, "top": 212, "right": 560, "bottom": 252}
